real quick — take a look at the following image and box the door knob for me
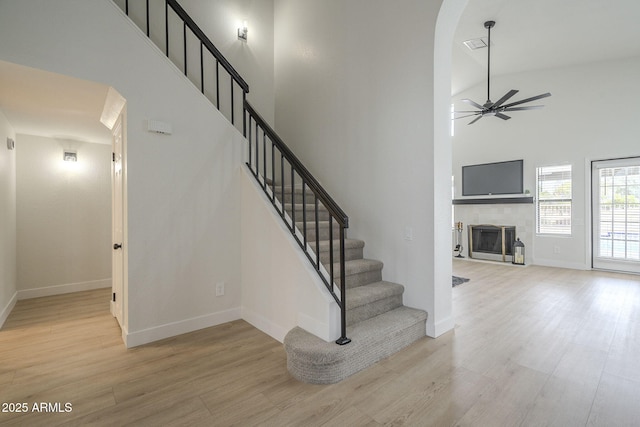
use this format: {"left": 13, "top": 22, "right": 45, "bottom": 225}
{"left": 113, "top": 243, "right": 122, "bottom": 250}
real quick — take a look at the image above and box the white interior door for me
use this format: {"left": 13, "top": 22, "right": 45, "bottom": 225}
{"left": 111, "top": 115, "right": 124, "bottom": 326}
{"left": 592, "top": 158, "right": 640, "bottom": 273}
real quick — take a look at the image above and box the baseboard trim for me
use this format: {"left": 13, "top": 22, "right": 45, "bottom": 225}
{"left": 531, "top": 258, "right": 588, "bottom": 270}
{"left": 124, "top": 307, "right": 242, "bottom": 348}
{"left": 241, "top": 306, "right": 289, "bottom": 343}
{"left": 17, "top": 279, "right": 112, "bottom": 300}
{"left": 0, "top": 291, "right": 18, "bottom": 329}
{"left": 427, "top": 315, "right": 454, "bottom": 338}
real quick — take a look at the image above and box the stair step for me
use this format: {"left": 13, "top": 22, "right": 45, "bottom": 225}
{"left": 270, "top": 185, "right": 317, "bottom": 203}
{"left": 318, "top": 239, "right": 365, "bottom": 264}
{"left": 335, "top": 259, "right": 383, "bottom": 289}
{"left": 296, "top": 220, "right": 342, "bottom": 241}
{"left": 284, "top": 306, "right": 427, "bottom": 384}
{"left": 346, "top": 281, "right": 404, "bottom": 326}
{"left": 285, "top": 203, "right": 330, "bottom": 221}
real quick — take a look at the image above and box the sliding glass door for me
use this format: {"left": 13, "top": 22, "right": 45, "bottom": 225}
{"left": 592, "top": 158, "right": 640, "bottom": 273}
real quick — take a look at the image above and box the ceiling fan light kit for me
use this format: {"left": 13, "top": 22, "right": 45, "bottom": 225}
{"left": 456, "top": 20, "right": 551, "bottom": 125}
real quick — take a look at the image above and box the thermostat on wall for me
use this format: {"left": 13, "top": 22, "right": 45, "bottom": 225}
{"left": 7, "top": 137, "right": 15, "bottom": 150}
{"left": 147, "top": 119, "right": 172, "bottom": 135}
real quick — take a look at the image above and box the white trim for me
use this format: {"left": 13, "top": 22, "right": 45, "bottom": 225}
{"left": 427, "top": 315, "right": 454, "bottom": 338}
{"left": 241, "top": 306, "right": 289, "bottom": 343}
{"left": 0, "top": 291, "right": 18, "bottom": 328}
{"left": 123, "top": 308, "right": 241, "bottom": 348}
{"left": 17, "top": 279, "right": 112, "bottom": 300}
{"left": 531, "top": 257, "right": 588, "bottom": 271}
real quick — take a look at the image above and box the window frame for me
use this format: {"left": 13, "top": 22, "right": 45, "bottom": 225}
{"left": 536, "top": 164, "right": 573, "bottom": 236}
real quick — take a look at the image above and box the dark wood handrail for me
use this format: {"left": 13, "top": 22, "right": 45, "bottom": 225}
{"left": 244, "top": 101, "right": 349, "bottom": 228}
{"left": 166, "top": 0, "right": 249, "bottom": 93}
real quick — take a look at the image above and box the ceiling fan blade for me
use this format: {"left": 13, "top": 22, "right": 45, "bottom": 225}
{"left": 468, "top": 115, "right": 484, "bottom": 125}
{"left": 501, "top": 92, "right": 551, "bottom": 109}
{"left": 503, "top": 105, "right": 545, "bottom": 112}
{"left": 454, "top": 113, "right": 482, "bottom": 120}
{"left": 495, "top": 113, "right": 511, "bottom": 120}
{"left": 491, "top": 89, "right": 519, "bottom": 109}
{"left": 462, "top": 99, "right": 485, "bottom": 110}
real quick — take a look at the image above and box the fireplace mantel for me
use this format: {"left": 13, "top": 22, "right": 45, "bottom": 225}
{"left": 452, "top": 196, "right": 533, "bottom": 205}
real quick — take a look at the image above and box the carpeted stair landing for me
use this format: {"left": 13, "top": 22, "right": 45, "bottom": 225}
{"left": 279, "top": 186, "right": 428, "bottom": 384}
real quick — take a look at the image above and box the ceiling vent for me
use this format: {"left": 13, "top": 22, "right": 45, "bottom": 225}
{"left": 463, "top": 37, "right": 488, "bottom": 50}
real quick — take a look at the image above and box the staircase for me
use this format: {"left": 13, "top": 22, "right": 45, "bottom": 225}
{"left": 115, "top": 0, "right": 427, "bottom": 385}
{"left": 278, "top": 186, "right": 427, "bottom": 384}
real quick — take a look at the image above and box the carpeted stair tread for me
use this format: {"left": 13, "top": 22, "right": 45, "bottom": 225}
{"left": 284, "top": 306, "right": 427, "bottom": 384}
{"left": 345, "top": 281, "right": 405, "bottom": 325}
{"left": 317, "top": 239, "right": 365, "bottom": 252}
{"left": 346, "top": 281, "right": 404, "bottom": 310}
{"left": 342, "top": 258, "right": 383, "bottom": 275}
{"left": 333, "top": 258, "right": 383, "bottom": 289}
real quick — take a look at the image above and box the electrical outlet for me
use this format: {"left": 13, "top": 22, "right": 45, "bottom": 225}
{"left": 215, "top": 282, "right": 225, "bottom": 297}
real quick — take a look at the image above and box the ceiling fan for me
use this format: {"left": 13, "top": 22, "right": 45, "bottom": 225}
{"left": 455, "top": 20, "right": 551, "bottom": 125}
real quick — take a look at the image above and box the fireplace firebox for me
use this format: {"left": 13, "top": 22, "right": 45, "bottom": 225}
{"left": 468, "top": 225, "right": 516, "bottom": 262}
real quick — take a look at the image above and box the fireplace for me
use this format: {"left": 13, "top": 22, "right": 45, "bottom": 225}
{"left": 468, "top": 225, "right": 516, "bottom": 262}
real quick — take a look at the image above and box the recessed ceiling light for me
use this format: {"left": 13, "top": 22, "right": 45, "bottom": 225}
{"left": 463, "top": 37, "right": 488, "bottom": 50}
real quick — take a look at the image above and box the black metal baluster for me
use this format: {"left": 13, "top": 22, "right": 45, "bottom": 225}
{"left": 165, "top": 1, "right": 169, "bottom": 56}
{"left": 200, "top": 41, "right": 204, "bottom": 93}
{"left": 247, "top": 116, "right": 252, "bottom": 171}
{"left": 336, "top": 226, "right": 350, "bottom": 345}
{"left": 255, "top": 121, "right": 259, "bottom": 179}
{"left": 280, "top": 154, "right": 285, "bottom": 218}
{"left": 271, "top": 142, "right": 275, "bottom": 203}
{"left": 315, "top": 197, "right": 320, "bottom": 269}
{"left": 262, "top": 130, "right": 267, "bottom": 190}
{"left": 215, "top": 60, "right": 220, "bottom": 109}
{"left": 290, "top": 169, "right": 295, "bottom": 231}
{"left": 125, "top": 0, "right": 129, "bottom": 15}
{"left": 243, "top": 93, "right": 247, "bottom": 137}
{"left": 146, "top": 0, "right": 150, "bottom": 36}
{"left": 302, "top": 182, "right": 307, "bottom": 247}
{"left": 231, "top": 79, "right": 235, "bottom": 125}
{"left": 329, "top": 216, "right": 334, "bottom": 287}
{"left": 183, "top": 22, "right": 187, "bottom": 76}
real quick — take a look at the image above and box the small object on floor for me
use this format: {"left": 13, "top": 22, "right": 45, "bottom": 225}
{"left": 452, "top": 276, "right": 470, "bottom": 287}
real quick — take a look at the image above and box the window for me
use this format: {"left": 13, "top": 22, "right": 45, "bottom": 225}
{"left": 536, "top": 164, "right": 572, "bottom": 235}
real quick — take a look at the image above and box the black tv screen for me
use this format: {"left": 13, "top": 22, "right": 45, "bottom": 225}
{"left": 462, "top": 160, "right": 523, "bottom": 196}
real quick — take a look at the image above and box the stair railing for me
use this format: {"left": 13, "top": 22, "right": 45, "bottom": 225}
{"left": 119, "top": 0, "right": 249, "bottom": 132}
{"left": 244, "top": 102, "right": 350, "bottom": 345}
{"left": 116, "top": 0, "right": 350, "bottom": 345}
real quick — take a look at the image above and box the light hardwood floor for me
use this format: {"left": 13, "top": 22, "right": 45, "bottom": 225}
{"left": 2, "top": 261, "right": 640, "bottom": 426}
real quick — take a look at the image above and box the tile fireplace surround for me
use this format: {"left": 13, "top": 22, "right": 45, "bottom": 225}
{"left": 453, "top": 201, "right": 533, "bottom": 264}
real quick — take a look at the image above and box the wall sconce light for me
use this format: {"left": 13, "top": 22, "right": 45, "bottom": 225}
{"left": 238, "top": 20, "right": 248, "bottom": 42}
{"left": 63, "top": 150, "right": 77, "bottom": 162}
{"left": 6, "top": 137, "right": 15, "bottom": 150}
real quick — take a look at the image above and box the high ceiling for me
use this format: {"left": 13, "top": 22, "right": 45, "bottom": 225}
{"left": 452, "top": 0, "right": 640, "bottom": 95}
{"left": 1, "top": 0, "right": 639, "bottom": 142}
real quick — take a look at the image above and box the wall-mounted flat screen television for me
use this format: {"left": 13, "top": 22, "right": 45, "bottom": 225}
{"left": 462, "top": 159, "right": 523, "bottom": 196}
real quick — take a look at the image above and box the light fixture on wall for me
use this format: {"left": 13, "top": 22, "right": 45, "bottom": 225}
{"left": 6, "top": 137, "right": 15, "bottom": 150}
{"left": 63, "top": 149, "right": 77, "bottom": 162}
{"left": 238, "top": 20, "right": 248, "bottom": 42}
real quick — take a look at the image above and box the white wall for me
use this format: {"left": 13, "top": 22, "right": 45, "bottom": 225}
{"left": 15, "top": 135, "right": 111, "bottom": 297}
{"left": 116, "top": 0, "right": 275, "bottom": 126}
{"left": 179, "top": 0, "right": 275, "bottom": 125}
{"left": 452, "top": 57, "right": 640, "bottom": 269}
{"left": 274, "top": 0, "right": 460, "bottom": 336}
{"left": 0, "top": 110, "right": 17, "bottom": 327}
{"left": 240, "top": 166, "right": 339, "bottom": 342}
{"left": 0, "top": 0, "right": 245, "bottom": 346}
